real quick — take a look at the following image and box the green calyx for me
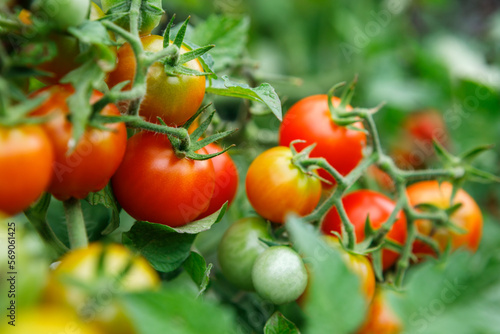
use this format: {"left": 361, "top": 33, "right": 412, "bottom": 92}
{"left": 289, "top": 140, "right": 330, "bottom": 184}
{"left": 161, "top": 15, "right": 214, "bottom": 76}
{"left": 169, "top": 104, "right": 236, "bottom": 160}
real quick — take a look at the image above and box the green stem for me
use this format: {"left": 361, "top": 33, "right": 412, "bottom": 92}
{"left": 128, "top": 0, "right": 142, "bottom": 37}
{"left": 364, "top": 113, "right": 383, "bottom": 155}
{"left": 126, "top": 116, "right": 191, "bottom": 148}
{"left": 24, "top": 194, "right": 68, "bottom": 257}
{"left": 63, "top": 198, "right": 88, "bottom": 249}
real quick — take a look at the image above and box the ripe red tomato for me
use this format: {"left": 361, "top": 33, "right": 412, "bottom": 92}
{"left": 279, "top": 95, "right": 366, "bottom": 185}
{"left": 106, "top": 35, "right": 206, "bottom": 126}
{"left": 197, "top": 143, "right": 239, "bottom": 219}
{"left": 321, "top": 190, "right": 407, "bottom": 270}
{"left": 406, "top": 181, "right": 482, "bottom": 256}
{"left": 31, "top": 85, "right": 127, "bottom": 200}
{"left": 357, "top": 289, "right": 402, "bottom": 334}
{"left": 245, "top": 146, "right": 321, "bottom": 224}
{"left": 0, "top": 125, "right": 53, "bottom": 215}
{"left": 112, "top": 131, "right": 215, "bottom": 227}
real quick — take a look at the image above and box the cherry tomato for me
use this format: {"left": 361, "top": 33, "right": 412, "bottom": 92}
{"left": 101, "top": 0, "right": 162, "bottom": 36}
{"left": 321, "top": 190, "right": 407, "bottom": 270}
{"left": 246, "top": 146, "right": 321, "bottom": 223}
{"left": 357, "top": 289, "right": 402, "bottom": 334}
{"left": 31, "top": 84, "right": 127, "bottom": 200}
{"left": 197, "top": 143, "right": 239, "bottom": 219}
{"left": 31, "top": 0, "right": 90, "bottom": 30}
{"left": 218, "top": 217, "right": 270, "bottom": 290}
{"left": 326, "top": 236, "right": 376, "bottom": 301}
{"left": 44, "top": 243, "right": 159, "bottom": 334}
{"left": 107, "top": 35, "right": 206, "bottom": 126}
{"left": 406, "top": 181, "right": 482, "bottom": 256}
{"left": 279, "top": 95, "right": 366, "bottom": 185}
{"left": 0, "top": 125, "right": 53, "bottom": 216}
{"left": 392, "top": 109, "right": 449, "bottom": 170}
{"left": 252, "top": 246, "right": 308, "bottom": 305}
{"left": 112, "top": 131, "right": 215, "bottom": 227}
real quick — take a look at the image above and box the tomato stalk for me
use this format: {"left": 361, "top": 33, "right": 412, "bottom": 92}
{"left": 63, "top": 198, "right": 89, "bottom": 249}
{"left": 24, "top": 193, "right": 69, "bottom": 257}
{"left": 290, "top": 79, "right": 496, "bottom": 287}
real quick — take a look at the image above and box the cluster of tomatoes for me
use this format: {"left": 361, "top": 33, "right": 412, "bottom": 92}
{"left": 1, "top": 1, "right": 241, "bottom": 229}
{"left": 218, "top": 94, "right": 483, "bottom": 333}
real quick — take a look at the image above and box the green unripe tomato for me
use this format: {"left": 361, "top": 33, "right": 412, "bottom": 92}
{"left": 252, "top": 246, "right": 308, "bottom": 305}
{"left": 101, "top": 0, "right": 163, "bottom": 36}
{"left": 218, "top": 217, "right": 271, "bottom": 290}
{"left": 31, "top": 0, "right": 90, "bottom": 30}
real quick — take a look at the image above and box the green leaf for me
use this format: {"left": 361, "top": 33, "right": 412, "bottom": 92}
{"left": 183, "top": 252, "right": 212, "bottom": 296}
{"left": 264, "top": 311, "right": 300, "bottom": 334}
{"left": 285, "top": 215, "right": 365, "bottom": 334}
{"left": 122, "top": 221, "right": 196, "bottom": 273}
{"left": 121, "top": 290, "right": 238, "bottom": 334}
{"left": 85, "top": 185, "right": 121, "bottom": 235}
{"left": 389, "top": 248, "right": 500, "bottom": 334}
{"left": 122, "top": 204, "right": 227, "bottom": 272}
{"left": 207, "top": 76, "right": 282, "bottom": 121}
{"left": 190, "top": 15, "right": 250, "bottom": 72}
{"left": 169, "top": 202, "right": 228, "bottom": 234}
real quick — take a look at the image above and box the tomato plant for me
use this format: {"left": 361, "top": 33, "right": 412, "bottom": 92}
{"left": 321, "top": 190, "right": 407, "bottom": 270}
{"left": 252, "top": 246, "right": 308, "bottom": 305}
{"left": 107, "top": 35, "right": 206, "bottom": 126}
{"left": 43, "top": 243, "right": 159, "bottom": 334}
{"left": 218, "top": 217, "right": 270, "bottom": 290}
{"left": 246, "top": 146, "right": 321, "bottom": 223}
{"left": 406, "top": 180, "right": 483, "bottom": 256}
{"left": 112, "top": 131, "right": 215, "bottom": 226}
{"left": 279, "top": 95, "right": 366, "bottom": 185}
{"left": 0, "top": 125, "right": 53, "bottom": 216}
{"left": 30, "top": 84, "right": 127, "bottom": 200}
{"left": 197, "top": 143, "right": 239, "bottom": 219}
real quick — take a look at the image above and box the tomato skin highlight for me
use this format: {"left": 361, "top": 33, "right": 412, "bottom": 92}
{"left": 218, "top": 217, "right": 270, "bottom": 290}
{"left": 245, "top": 146, "right": 321, "bottom": 223}
{"left": 31, "top": 85, "right": 127, "bottom": 201}
{"left": 407, "top": 181, "right": 482, "bottom": 256}
{"left": 252, "top": 246, "right": 308, "bottom": 305}
{"left": 0, "top": 125, "right": 53, "bottom": 216}
{"left": 107, "top": 35, "right": 206, "bottom": 126}
{"left": 321, "top": 190, "right": 407, "bottom": 270}
{"left": 112, "top": 131, "right": 215, "bottom": 227}
{"left": 197, "top": 143, "right": 239, "bottom": 219}
{"left": 357, "top": 289, "right": 402, "bottom": 334}
{"left": 279, "top": 95, "right": 366, "bottom": 185}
